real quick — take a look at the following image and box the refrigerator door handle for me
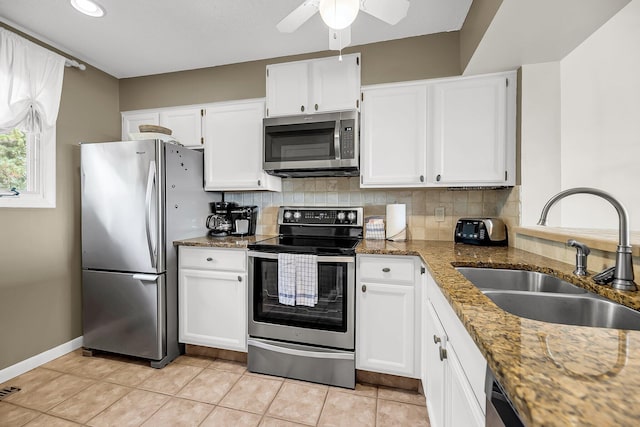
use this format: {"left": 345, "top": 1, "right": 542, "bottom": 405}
{"left": 133, "top": 274, "right": 159, "bottom": 282}
{"left": 145, "top": 160, "right": 157, "bottom": 269}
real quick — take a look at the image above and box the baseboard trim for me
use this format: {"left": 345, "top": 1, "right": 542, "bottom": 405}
{"left": 0, "top": 336, "right": 83, "bottom": 384}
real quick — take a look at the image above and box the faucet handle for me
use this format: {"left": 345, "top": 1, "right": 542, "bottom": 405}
{"left": 567, "top": 239, "right": 590, "bottom": 276}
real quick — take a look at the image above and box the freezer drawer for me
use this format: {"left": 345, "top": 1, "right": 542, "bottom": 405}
{"left": 82, "top": 270, "right": 165, "bottom": 360}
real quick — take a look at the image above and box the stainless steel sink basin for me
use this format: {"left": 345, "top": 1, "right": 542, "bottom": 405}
{"left": 482, "top": 291, "right": 640, "bottom": 331}
{"left": 456, "top": 267, "right": 587, "bottom": 294}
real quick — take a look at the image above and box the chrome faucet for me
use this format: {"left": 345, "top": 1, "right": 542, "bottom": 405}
{"left": 537, "top": 187, "right": 636, "bottom": 291}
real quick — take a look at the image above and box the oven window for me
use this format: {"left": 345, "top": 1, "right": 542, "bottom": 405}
{"left": 265, "top": 121, "right": 336, "bottom": 162}
{"left": 252, "top": 257, "right": 348, "bottom": 332}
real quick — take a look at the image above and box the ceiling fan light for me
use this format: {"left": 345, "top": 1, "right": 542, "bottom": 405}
{"left": 70, "top": 0, "right": 105, "bottom": 17}
{"left": 319, "top": 0, "right": 360, "bottom": 30}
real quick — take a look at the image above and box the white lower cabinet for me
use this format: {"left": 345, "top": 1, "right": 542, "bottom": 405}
{"left": 423, "top": 272, "right": 486, "bottom": 427}
{"left": 178, "top": 247, "right": 247, "bottom": 352}
{"left": 356, "top": 255, "right": 422, "bottom": 378}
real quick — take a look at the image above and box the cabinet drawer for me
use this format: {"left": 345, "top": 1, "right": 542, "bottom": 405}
{"left": 358, "top": 255, "right": 416, "bottom": 283}
{"left": 179, "top": 247, "right": 246, "bottom": 272}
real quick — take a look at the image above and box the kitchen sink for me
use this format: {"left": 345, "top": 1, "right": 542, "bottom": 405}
{"left": 482, "top": 290, "right": 640, "bottom": 331}
{"left": 456, "top": 267, "right": 587, "bottom": 294}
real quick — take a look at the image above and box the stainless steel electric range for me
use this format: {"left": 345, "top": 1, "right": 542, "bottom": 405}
{"left": 247, "top": 206, "right": 363, "bottom": 389}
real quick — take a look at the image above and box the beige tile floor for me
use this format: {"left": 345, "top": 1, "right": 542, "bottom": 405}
{"left": 0, "top": 350, "right": 430, "bottom": 426}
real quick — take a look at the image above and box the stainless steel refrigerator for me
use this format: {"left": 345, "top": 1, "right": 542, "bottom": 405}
{"left": 80, "top": 139, "right": 217, "bottom": 368}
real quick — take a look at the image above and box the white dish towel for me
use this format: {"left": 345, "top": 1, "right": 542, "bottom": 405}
{"left": 277, "top": 253, "right": 318, "bottom": 307}
{"left": 294, "top": 254, "right": 318, "bottom": 307}
{"left": 277, "top": 253, "right": 296, "bottom": 306}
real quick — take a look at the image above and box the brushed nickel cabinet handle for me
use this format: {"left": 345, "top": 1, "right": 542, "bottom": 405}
{"left": 362, "top": 284, "right": 367, "bottom": 292}
{"left": 439, "top": 347, "right": 447, "bottom": 361}
{"left": 315, "top": 103, "right": 319, "bottom": 111}
{"left": 238, "top": 276, "right": 242, "bottom": 282}
{"left": 301, "top": 105, "right": 305, "bottom": 112}
{"left": 433, "top": 335, "right": 441, "bottom": 344}
{"left": 436, "top": 174, "right": 441, "bottom": 182}
{"left": 206, "top": 257, "right": 213, "bottom": 262}
{"left": 382, "top": 267, "right": 391, "bottom": 273}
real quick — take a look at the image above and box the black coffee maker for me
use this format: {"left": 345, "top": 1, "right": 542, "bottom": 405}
{"left": 206, "top": 202, "right": 237, "bottom": 237}
{"left": 230, "top": 205, "right": 258, "bottom": 236}
{"left": 207, "top": 202, "right": 258, "bottom": 237}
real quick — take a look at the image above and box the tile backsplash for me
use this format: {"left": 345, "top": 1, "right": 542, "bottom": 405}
{"left": 224, "top": 178, "right": 521, "bottom": 241}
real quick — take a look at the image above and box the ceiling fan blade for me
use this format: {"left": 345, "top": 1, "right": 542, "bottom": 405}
{"left": 277, "top": 0, "right": 320, "bottom": 33}
{"left": 360, "top": 0, "right": 410, "bottom": 25}
{"left": 328, "top": 26, "right": 352, "bottom": 51}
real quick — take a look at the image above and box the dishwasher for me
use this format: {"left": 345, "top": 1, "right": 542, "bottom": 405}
{"left": 485, "top": 367, "right": 525, "bottom": 427}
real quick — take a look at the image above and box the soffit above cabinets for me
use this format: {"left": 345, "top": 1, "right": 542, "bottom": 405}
{"left": 0, "top": 0, "right": 472, "bottom": 79}
{"left": 463, "top": 0, "right": 631, "bottom": 75}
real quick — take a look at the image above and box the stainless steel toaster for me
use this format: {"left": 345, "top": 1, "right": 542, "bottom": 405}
{"left": 454, "top": 218, "right": 508, "bottom": 246}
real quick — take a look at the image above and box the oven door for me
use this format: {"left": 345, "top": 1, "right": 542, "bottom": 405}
{"left": 247, "top": 251, "right": 355, "bottom": 350}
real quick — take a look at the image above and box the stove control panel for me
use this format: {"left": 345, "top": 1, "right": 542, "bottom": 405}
{"left": 279, "top": 207, "right": 363, "bottom": 226}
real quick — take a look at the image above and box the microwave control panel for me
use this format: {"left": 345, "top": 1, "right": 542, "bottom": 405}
{"left": 340, "top": 119, "right": 356, "bottom": 160}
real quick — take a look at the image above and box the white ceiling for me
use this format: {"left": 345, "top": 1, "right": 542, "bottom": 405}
{"left": 0, "top": 0, "right": 472, "bottom": 79}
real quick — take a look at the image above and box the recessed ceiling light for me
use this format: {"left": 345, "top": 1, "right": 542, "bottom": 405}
{"left": 70, "top": 0, "right": 105, "bottom": 17}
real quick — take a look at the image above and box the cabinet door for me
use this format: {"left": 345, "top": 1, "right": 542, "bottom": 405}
{"left": 446, "top": 345, "right": 485, "bottom": 427}
{"left": 178, "top": 268, "right": 247, "bottom": 351}
{"left": 424, "top": 302, "right": 447, "bottom": 427}
{"left": 122, "top": 111, "right": 160, "bottom": 140}
{"left": 361, "top": 84, "right": 428, "bottom": 187}
{"left": 203, "top": 100, "right": 280, "bottom": 191}
{"left": 429, "top": 74, "right": 511, "bottom": 186}
{"left": 356, "top": 281, "right": 415, "bottom": 377}
{"left": 160, "top": 108, "right": 203, "bottom": 148}
{"left": 266, "top": 62, "right": 309, "bottom": 117}
{"left": 310, "top": 54, "right": 360, "bottom": 113}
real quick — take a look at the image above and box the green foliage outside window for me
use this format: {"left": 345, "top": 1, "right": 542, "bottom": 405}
{"left": 0, "top": 129, "right": 28, "bottom": 191}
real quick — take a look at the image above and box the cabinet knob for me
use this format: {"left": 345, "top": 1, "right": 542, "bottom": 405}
{"left": 433, "top": 335, "right": 441, "bottom": 344}
{"left": 439, "top": 347, "right": 448, "bottom": 361}
{"left": 362, "top": 284, "right": 367, "bottom": 292}
{"left": 206, "top": 257, "right": 213, "bottom": 262}
{"left": 301, "top": 105, "right": 305, "bottom": 112}
{"left": 315, "top": 103, "right": 319, "bottom": 111}
{"left": 238, "top": 276, "right": 242, "bottom": 282}
{"left": 382, "top": 267, "right": 391, "bottom": 273}
{"left": 257, "top": 179, "right": 261, "bottom": 186}
{"left": 436, "top": 174, "right": 441, "bottom": 182}
{"left": 420, "top": 175, "right": 424, "bottom": 183}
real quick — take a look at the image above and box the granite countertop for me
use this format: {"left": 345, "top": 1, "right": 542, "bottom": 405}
{"left": 357, "top": 239, "right": 640, "bottom": 427}
{"left": 173, "top": 234, "right": 275, "bottom": 248}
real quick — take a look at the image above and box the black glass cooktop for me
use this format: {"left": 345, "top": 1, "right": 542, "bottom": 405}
{"left": 249, "top": 235, "right": 360, "bottom": 255}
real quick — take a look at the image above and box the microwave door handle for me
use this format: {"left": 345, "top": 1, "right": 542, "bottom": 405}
{"left": 334, "top": 120, "right": 341, "bottom": 159}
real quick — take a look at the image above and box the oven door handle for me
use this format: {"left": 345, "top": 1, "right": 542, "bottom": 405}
{"left": 247, "top": 251, "right": 354, "bottom": 264}
{"left": 248, "top": 339, "right": 354, "bottom": 360}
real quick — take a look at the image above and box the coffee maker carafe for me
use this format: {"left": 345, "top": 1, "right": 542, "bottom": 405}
{"left": 206, "top": 202, "right": 237, "bottom": 237}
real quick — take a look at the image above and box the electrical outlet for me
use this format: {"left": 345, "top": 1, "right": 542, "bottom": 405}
{"left": 435, "top": 207, "right": 445, "bottom": 222}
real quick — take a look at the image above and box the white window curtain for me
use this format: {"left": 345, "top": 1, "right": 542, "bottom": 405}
{"left": 0, "top": 27, "right": 65, "bottom": 133}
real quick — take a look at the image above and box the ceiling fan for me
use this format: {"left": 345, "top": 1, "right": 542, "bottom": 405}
{"left": 277, "top": 0, "right": 411, "bottom": 51}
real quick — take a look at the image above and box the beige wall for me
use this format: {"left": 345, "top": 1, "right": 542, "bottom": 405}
{"left": 0, "top": 24, "right": 120, "bottom": 369}
{"left": 119, "top": 33, "right": 461, "bottom": 111}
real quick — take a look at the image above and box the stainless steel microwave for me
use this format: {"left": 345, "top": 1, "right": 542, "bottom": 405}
{"left": 263, "top": 110, "right": 359, "bottom": 177}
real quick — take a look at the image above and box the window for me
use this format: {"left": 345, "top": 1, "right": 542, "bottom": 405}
{"left": 0, "top": 27, "right": 64, "bottom": 208}
{"left": 0, "top": 127, "right": 55, "bottom": 207}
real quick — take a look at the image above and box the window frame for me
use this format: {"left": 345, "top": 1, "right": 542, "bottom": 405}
{"left": 0, "top": 126, "right": 56, "bottom": 208}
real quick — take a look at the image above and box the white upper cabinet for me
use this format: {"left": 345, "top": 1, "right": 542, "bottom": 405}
{"left": 122, "top": 107, "right": 203, "bottom": 148}
{"left": 428, "top": 72, "right": 516, "bottom": 186}
{"left": 203, "top": 99, "right": 281, "bottom": 192}
{"left": 159, "top": 108, "right": 204, "bottom": 149}
{"left": 121, "top": 111, "right": 160, "bottom": 140}
{"left": 266, "top": 53, "right": 361, "bottom": 117}
{"left": 360, "top": 82, "right": 428, "bottom": 187}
